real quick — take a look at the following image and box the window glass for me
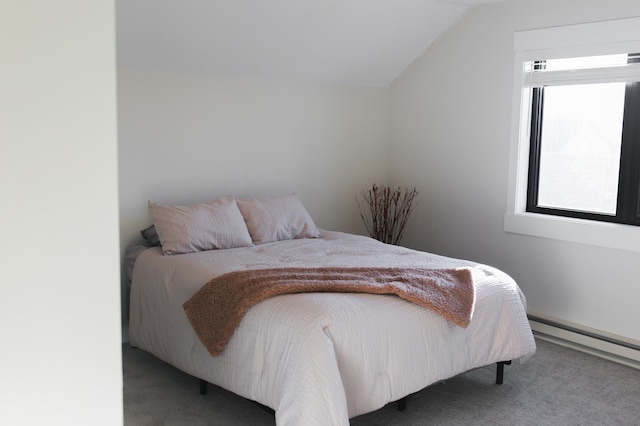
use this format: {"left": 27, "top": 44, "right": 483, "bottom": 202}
{"left": 536, "top": 82, "right": 625, "bottom": 215}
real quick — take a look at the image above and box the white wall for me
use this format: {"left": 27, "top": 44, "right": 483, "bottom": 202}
{"left": 0, "top": 2, "right": 122, "bottom": 425}
{"left": 390, "top": 0, "right": 640, "bottom": 341}
{"left": 118, "top": 69, "right": 390, "bottom": 318}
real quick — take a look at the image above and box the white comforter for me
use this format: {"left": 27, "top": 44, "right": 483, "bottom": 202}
{"left": 129, "top": 231, "right": 536, "bottom": 425}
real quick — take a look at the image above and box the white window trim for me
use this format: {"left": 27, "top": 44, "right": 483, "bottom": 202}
{"left": 505, "top": 17, "right": 640, "bottom": 253}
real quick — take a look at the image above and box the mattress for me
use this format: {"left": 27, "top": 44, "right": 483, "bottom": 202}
{"left": 129, "top": 230, "right": 536, "bottom": 425}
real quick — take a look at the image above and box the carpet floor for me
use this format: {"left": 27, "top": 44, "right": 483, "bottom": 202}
{"left": 123, "top": 338, "right": 640, "bottom": 425}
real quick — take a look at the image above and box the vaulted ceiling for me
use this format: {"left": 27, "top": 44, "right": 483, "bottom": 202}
{"left": 116, "top": 0, "right": 507, "bottom": 87}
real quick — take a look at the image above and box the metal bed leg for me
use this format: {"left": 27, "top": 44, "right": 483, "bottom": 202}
{"left": 496, "top": 360, "right": 511, "bottom": 385}
{"left": 199, "top": 379, "right": 208, "bottom": 395}
{"left": 395, "top": 360, "right": 511, "bottom": 413}
{"left": 398, "top": 396, "right": 407, "bottom": 411}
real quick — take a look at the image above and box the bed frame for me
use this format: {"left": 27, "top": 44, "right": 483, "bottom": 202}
{"left": 197, "top": 360, "right": 513, "bottom": 412}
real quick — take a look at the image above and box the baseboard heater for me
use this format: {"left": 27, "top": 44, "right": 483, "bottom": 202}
{"left": 528, "top": 313, "right": 640, "bottom": 369}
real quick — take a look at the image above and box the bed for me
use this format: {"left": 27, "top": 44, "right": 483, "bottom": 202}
{"left": 128, "top": 194, "right": 536, "bottom": 425}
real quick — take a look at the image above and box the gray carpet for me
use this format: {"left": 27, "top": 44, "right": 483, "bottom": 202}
{"left": 123, "top": 338, "right": 640, "bottom": 425}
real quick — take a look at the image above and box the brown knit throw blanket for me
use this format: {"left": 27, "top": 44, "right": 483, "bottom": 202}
{"left": 183, "top": 266, "right": 475, "bottom": 357}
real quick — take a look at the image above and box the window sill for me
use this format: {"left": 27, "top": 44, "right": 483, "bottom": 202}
{"left": 504, "top": 212, "right": 640, "bottom": 253}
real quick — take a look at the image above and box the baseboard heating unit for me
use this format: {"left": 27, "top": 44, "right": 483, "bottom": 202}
{"left": 528, "top": 313, "right": 640, "bottom": 369}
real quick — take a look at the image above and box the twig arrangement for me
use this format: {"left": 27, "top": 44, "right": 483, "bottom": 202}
{"left": 357, "top": 184, "right": 418, "bottom": 245}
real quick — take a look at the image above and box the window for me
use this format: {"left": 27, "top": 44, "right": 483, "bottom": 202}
{"left": 526, "top": 53, "right": 640, "bottom": 226}
{"left": 505, "top": 17, "right": 640, "bottom": 252}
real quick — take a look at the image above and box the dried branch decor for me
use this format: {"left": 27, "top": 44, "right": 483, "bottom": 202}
{"left": 357, "top": 184, "right": 418, "bottom": 245}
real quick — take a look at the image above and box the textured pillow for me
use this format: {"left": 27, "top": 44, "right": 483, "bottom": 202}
{"left": 237, "top": 193, "right": 321, "bottom": 244}
{"left": 148, "top": 196, "right": 253, "bottom": 255}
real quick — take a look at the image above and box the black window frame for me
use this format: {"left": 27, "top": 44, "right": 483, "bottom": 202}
{"left": 526, "top": 55, "right": 640, "bottom": 226}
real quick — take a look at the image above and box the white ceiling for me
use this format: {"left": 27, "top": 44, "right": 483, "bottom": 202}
{"left": 116, "top": 0, "right": 506, "bottom": 87}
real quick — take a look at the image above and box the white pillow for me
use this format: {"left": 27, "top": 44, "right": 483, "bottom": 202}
{"left": 236, "top": 193, "right": 321, "bottom": 244}
{"left": 148, "top": 196, "right": 253, "bottom": 255}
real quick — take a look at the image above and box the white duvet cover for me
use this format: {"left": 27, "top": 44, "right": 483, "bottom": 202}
{"left": 129, "top": 231, "right": 536, "bottom": 425}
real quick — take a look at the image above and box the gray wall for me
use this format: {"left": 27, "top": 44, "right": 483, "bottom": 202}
{"left": 117, "top": 69, "right": 390, "bottom": 322}
{"left": 390, "top": 0, "right": 640, "bottom": 341}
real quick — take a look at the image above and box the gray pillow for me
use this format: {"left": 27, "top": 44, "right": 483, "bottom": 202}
{"left": 140, "top": 225, "right": 161, "bottom": 247}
